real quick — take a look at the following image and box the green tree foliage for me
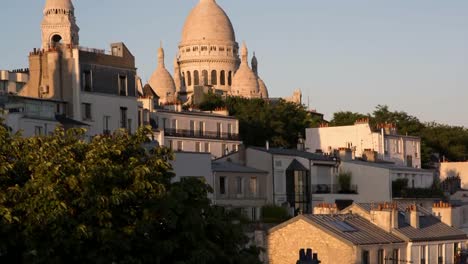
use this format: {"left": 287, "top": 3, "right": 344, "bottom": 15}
{"left": 199, "top": 93, "right": 318, "bottom": 148}
{"left": 329, "top": 111, "right": 369, "bottom": 126}
{"left": 330, "top": 105, "right": 468, "bottom": 167}
{"left": 0, "top": 126, "right": 261, "bottom": 264}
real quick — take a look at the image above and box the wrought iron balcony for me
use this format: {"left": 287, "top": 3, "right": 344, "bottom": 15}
{"left": 311, "top": 184, "right": 358, "bottom": 194}
{"left": 217, "top": 192, "right": 266, "bottom": 200}
{"left": 164, "top": 128, "right": 240, "bottom": 141}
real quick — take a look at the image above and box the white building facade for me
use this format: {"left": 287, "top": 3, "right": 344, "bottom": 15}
{"left": 0, "top": 70, "right": 29, "bottom": 95}
{"left": 149, "top": 109, "right": 241, "bottom": 159}
{"left": 306, "top": 119, "right": 422, "bottom": 168}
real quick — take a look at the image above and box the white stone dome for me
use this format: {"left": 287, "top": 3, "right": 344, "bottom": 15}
{"left": 148, "top": 47, "right": 176, "bottom": 101}
{"left": 231, "top": 43, "right": 259, "bottom": 97}
{"left": 181, "top": 0, "right": 236, "bottom": 45}
{"left": 44, "top": 0, "right": 74, "bottom": 11}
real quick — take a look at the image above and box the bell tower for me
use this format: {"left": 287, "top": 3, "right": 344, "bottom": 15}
{"left": 41, "top": 0, "right": 79, "bottom": 49}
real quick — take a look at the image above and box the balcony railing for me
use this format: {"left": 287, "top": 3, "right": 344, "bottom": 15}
{"left": 164, "top": 128, "right": 240, "bottom": 141}
{"left": 311, "top": 184, "right": 358, "bottom": 194}
{"left": 217, "top": 192, "right": 266, "bottom": 200}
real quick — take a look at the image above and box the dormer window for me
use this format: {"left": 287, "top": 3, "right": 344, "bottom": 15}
{"left": 118, "top": 75, "right": 128, "bottom": 96}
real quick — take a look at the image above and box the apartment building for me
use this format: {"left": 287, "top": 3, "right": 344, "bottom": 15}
{"left": 306, "top": 119, "right": 422, "bottom": 168}
{"left": 150, "top": 109, "right": 241, "bottom": 159}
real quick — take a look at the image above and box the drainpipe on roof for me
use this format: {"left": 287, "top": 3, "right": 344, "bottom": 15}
{"left": 271, "top": 154, "right": 275, "bottom": 206}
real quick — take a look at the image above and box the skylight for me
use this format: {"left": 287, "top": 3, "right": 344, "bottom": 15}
{"left": 331, "top": 221, "right": 358, "bottom": 232}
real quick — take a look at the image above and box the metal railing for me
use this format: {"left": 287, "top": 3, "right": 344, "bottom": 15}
{"left": 217, "top": 192, "right": 266, "bottom": 200}
{"left": 311, "top": 184, "right": 358, "bottom": 194}
{"left": 164, "top": 128, "right": 240, "bottom": 141}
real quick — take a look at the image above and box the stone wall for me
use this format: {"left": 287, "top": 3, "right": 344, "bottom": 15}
{"left": 267, "top": 219, "right": 355, "bottom": 264}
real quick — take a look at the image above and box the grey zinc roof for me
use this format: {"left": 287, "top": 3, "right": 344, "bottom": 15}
{"left": 303, "top": 214, "right": 404, "bottom": 245}
{"left": 343, "top": 160, "right": 434, "bottom": 173}
{"left": 211, "top": 161, "right": 267, "bottom": 174}
{"left": 395, "top": 214, "right": 467, "bottom": 242}
{"left": 250, "top": 147, "right": 337, "bottom": 162}
{"left": 352, "top": 203, "right": 467, "bottom": 242}
{"left": 355, "top": 203, "right": 433, "bottom": 215}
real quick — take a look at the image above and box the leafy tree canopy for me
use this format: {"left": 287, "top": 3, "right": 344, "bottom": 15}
{"left": 199, "top": 93, "right": 320, "bottom": 148}
{"left": 0, "top": 126, "right": 261, "bottom": 264}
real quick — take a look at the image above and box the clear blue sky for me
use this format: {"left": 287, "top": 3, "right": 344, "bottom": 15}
{"left": 1, "top": 0, "right": 467, "bottom": 127}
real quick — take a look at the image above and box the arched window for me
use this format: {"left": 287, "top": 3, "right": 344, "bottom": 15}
{"left": 228, "top": 71, "right": 232, "bottom": 86}
{"left": 194, "top": 70, "right": 199, "bottom": 86}
{"left": 181, "top": 72, "right": 186, "bottom": 86}
{"left": 220, "top": 70, "right": 226, "bottom": 85}
{"left": 211, "top": 70, "right": 217, "bottom": 85}
{"left": 187, "top": 71, "right": 192, "bottom": 86}
{"left": 202, "top": 70, "right": 208, "bottom": 85}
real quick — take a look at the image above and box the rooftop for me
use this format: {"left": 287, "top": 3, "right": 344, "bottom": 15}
{"left": 271, "top": 214, "right": 404, "bottom": 246}
{"left": 212, "top": 161, "right": 267, "bottom": 173}
{"left": 250, "top": 146, "right": 337, "bottom": 162}
{"left": 343, "top": 159, "right": 433, "bottom": 173}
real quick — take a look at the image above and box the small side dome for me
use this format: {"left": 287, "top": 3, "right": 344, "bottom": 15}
{"left": 231, "top": 43, "right": 259, "bottom": 98}
{"left": 148, "top": 46, "right": 176, "bottom": 103}
{"left": 258, "top": 78, "right": 269, "bottom": 99}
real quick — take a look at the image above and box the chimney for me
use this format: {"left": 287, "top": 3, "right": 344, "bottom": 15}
{"left": 362, "top": 149, "right": 377, "bottom": 162}
{"left": 407, "top": 205, "right": 420, "bottom": 229}
{"left": 370, "top": 203, "right": 399, "bottom": 232}
{"left": 297, "top": 133, "right": 305, "bottom": 151}
{"left": 313, "top": 203, "right": 338, "bottom": 215}
{"left": 338, "top": 148, "right": 352, "bottom": 161}
{"left": 432, "top": 201, "right": 461, "bottom": 228}
{"left": 238, "top": 144, "right": 247, "bottom": 166}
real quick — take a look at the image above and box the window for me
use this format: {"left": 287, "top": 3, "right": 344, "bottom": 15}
{"left": 194, "top": 70, "right": 199, "bottom": 86}
{"left": 195, "top": 142, "right": 201, "bottom": 152}
{"left": 219, "top": 177, "right": 226, "bottom": 195}
{"left": 211, "top": 70, "right": 217, "bottom": 85}
{"left": 249, "top": 177, "right": 258, "bottom": 196}
{"left": 251, "top": 207, "right": 257, "bottom": 220}
{"left": 217, "top": 122, "right": 222, "bottom": 137}
{"left": 111, "top": 46, "right": 119, "bottom": 56}
{"left": 177, "top": 141, "right": 183, "bottom": 151}
{"left": 202, "top": 70, "right": 208, "bottom": 85}
{"left": 168, "top": 140, "right": 173, "bottom": 150}
{"left": 204, "top": 142, "right": 210, "bottom": 152}
{"left": 221, "top": 143, "right": 227, "bottom": 156}
{"left": 361, "top": 250, "right": 370, "bottom": 264}
{"left": 228, "top": 71, "right": 232, "bottom": 86}
{"left": 232, "top": 144, "right": 238, "bottom": 152}
{"left": 82, "top": 103, "right": 92, "bottom": 120}
{"left": 34, "top": 126, "right": 43, "bottom": 136}
{"left": 236, "top": 177, "right": 243, "bottom": 194}
{"left": 438, "top": 244, "right": 443, "bottom": 264}
{"left": 421, "top": 246, "right": 427, "bottom": 264}
{"left": 377, "top": 249, "right": 384, "bottom": 264}
{"left": 384, "top": 139, "right": 389, "bottom": 155}
{"left": 120, "top": 107, "right": 127, "bottom": 128}
{"left": 187, "top": 71, "right": 192, "bottom": 86}
{"left": 220, "top": 70, "right": 226, "bottom": 85}
{"left": 199, "top": 121, "right": 205, "bottom": 136}
{"left": 127, "top": 119, "right": 132, "bottom": 133}
{"left": 0, "top": 80, "right": 7, "bottom": 93}
{"left": 103, "top": 116, "right": 111, "bottom": 134}
{"left": 171, "top": 119, "right": 178, "bottom": 132}
{"left": 190, "top": 120, "right": 195, "bottom": 136}
{"left": 227, "top": 124, "right": 232, "bottom": 137}
{"left": 392, "top": 249, "right": 399, "bottom": 264}
{"left": 82, "top": 70, "right": 92, "bottom": 91}
{"left": 118, "top": 75, "right": 127, "bottom": 96}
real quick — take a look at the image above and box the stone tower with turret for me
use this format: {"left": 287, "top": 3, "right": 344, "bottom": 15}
{"left": 41, "top": 0, "right": 79, "bottom": 49}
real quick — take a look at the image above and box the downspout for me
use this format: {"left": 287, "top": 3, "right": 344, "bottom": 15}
{"left": 271, "top": 154, "right": 275, "bottom": 205}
